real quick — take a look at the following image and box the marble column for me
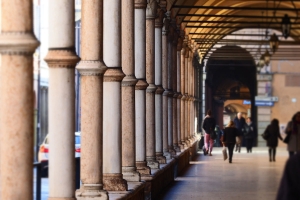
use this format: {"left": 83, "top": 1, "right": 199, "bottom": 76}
{"left": 0, "top": 1, "right": 39, "bottom": 199}
{"left": 172, "top": 32, "right": 180, "bottom": 152}
{"left": 44, "top": 0, "right": 80, "bottom": 199}
{"left": 121, "top": 0, "right": 140, "bottom": 182}
{"left": 75, "top": 0, "right": 108, "bottom": 199}
{"left": 103, "top": 0, "right": 127, "bottom": 191}
{"left": 167, "top": 26, "right": 176, "bottom": 155}
{"left": 134, "top": 0, "right": 151, "bottom": 175}
{"left": 184, "top": 47, "right": 190, "bottom": 145}
{"left": 177, "top": 36, "right": 184, "bottom": 150}
{"left": 180, "top": 45, "right": 187, "bottom": 148}
{"left": 145, "top": 0, "right": 159, "bottom": 169}
{"left": 155, "top": 9, "right": 167, "bottom": 164}
{"left": 162, "top": 11, "right": 171, "bottom": 159}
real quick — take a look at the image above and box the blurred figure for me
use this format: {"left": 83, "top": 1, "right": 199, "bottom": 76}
{"left": 222, "top": 121, "right": 238, "bottom": 163}
{"left": 243, "top": 117, "right": 257, "bottom": 153}
{"left": 202, "top": 109, "right": 216, "bottom": 156}
{"left": 234, "top": 112, "right": 246, "bottom": 153}
{"left": 284, "top": 111, "right": 300, "bottom": 157}
{"left": 215, "top": 125, "right": 223, "bottom": 147}
{"left": 276, "top": 154, "right": 300, "bottom": 200}
{"left": 264, "top": 119, "right": 283, "bottom": 162}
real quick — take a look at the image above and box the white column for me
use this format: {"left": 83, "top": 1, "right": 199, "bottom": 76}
{"left": 75, "top": 0, "right": 108, "bottom": 199}
{"left": 155, "top": 10, "right": 166, "bottom": 164}
{"left": 134, "top": 0, "right": 151, "bottom": 175}
{"left": 45, "top": 0, "right": 80, "bottom": 199}
{"left": 180, "top": 45, "right": 187, "bottom": 148}
{"left": 121, "top": 0, "right": 140, "bottom": 182}
{"left": 145, "top": 0, "right": 159, "bottom": 169}
{"left": 103, "top": 0, "right": 127, "bottom": 191}
{"left": 0, "top": 1, "right": 39, "bottom": 199}
{"left": 162, "top": 11, "right": 171, "bottom": 159}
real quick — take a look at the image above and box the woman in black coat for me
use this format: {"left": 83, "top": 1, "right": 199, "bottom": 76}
{"left": 222, "top": 120, "right": 239, "bottom": 163}
{"left": 243, "top": 117, "right": 257, "bottom": 153}
{"left": 265, "top": 119, "right": 283, "bottom": 162}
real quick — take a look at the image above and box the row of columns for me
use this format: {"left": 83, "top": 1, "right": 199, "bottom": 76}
{"left": 0, "top": 0, "right": 199, "bottom": 199}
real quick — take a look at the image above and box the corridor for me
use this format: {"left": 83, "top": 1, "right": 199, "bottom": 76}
{"left": 159, "top": 147, "right": 288, "bottom": 200}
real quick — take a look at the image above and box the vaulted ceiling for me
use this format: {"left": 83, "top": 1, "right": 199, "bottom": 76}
{"left": 168, "top": 0, "right": 300, "bottom": 61}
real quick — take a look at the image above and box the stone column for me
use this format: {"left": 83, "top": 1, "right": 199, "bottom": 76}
{"left": 121, "top": 0, "right": 140, "bottom": 182}
{"left": 184, "top": 47, "right": 190, "bottom": 145}
{"left": 167, "top": 26, "right": 176, "bottom": 155}
{"left": 145, "top": 0, "right": 159, "bottom": 169}
{"left": 44, "top": 0, "right": 80, "bottom": 199}
{"left": 162, "top": 11, "right": 171, "bottom": 159}
{"left": 172, "top": 31, "right": 180, "bottom": 152}
{"left": 0, "top": 1, "right": 39, "bottom": 199}
{"left": 180, "top": 44, "right": 187, "bottom": 148}
{"left": 75, "top": 0, "right": 108, "bottom": 199}
{"left": 155, "top": 9, "right": 167, "bottom": 164}
{"left": 103, "top": 0, "right": 127, "bottom": 191}
{"left": 177, "top": 36, "right": 184, "bottom": 150}
{"left": 134, "top": 0, "right": 151, "bottom": 175}
{"left": 188, "top": 50, "right": 193, "bottom": 141}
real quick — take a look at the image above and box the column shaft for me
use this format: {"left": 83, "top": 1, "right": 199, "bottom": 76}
{"left": 45, "top": 0, "right": 79, "bottom": 199}
{"left": 177, "top": 49, "right": 183, "bottom": 149}
{"left": 0, "top": 2, "right": 39, "bottom": 198}
{"left": 75, "top": 0, "right": 108, "bottom": 199}
{"left": 146, "top": 2, "right": 159, "bottom": 168}
{"left": 103, "top": 0, "right": 127, "bottom": 191}
{"left": 121, "top": 0, "right": 140, "bottom": 182}
{"left": 180, "top": 48, "right": 187, "bottom": 148}
{"left": 134, "top": 0, "right": 151, "bottom": 175}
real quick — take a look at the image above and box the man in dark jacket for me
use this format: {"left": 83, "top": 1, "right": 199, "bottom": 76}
{"left": 233, "top": 112, "right": 246, "bottom": 153}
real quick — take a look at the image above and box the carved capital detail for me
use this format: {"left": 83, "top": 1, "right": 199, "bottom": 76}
{"left": 135, "top": 79, "right": 149, "bottom": 90}
{"left": 163, "top": 90, "right": 169, "bottom": 96}
{"left": 155, "top": 9, "right": 165, "bottom": 28}
{"left": 122, "top": 75, "right": 138, "bottom": 87}
{"left": 0, "top": 32, "right": 40, "bottom": 55}
{"left": 155, "top": 85, "right": 164, "bottom": 94}
{"left": 76, "top": 60, "right": 107, "bottom": 76}
{"left": 135, "top": 0, "right": 147, "bottom": 8}
{"left": 146, "top": 0, "right": 158, "bottom": 19}
{"left": 177, "top": 92, "right": 183, "bottom": 99}
{"left": 103, "top": 67, "right": 125, "bottom": 82}
{"left": 45, "top": 48, "right": 80, "bottom": 68}
{"left": 146, "top": 83, "right": 157, "bottom": 93}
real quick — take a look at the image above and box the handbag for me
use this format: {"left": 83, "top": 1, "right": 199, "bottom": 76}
{"left": 262, "top": 129, "right": 270, "bottom": 140}
{"left": 283, "top": 131, "right": 292, "bottom": 144}
{"left": 222, "top": 146, "right": 228, "bottom": 161}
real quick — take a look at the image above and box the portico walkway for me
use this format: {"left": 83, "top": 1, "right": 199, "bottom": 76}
{"left": 159, "top": 147, "right": 288, "bottom": 200}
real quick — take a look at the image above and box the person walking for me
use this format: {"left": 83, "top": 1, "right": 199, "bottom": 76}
{"left": 284, "top": 111, "right": 300, "bottom": 157}
{"left": 234, "top": 112, "right": 246, "bottom": 153}
{"left": 264, "top": 119, "right": 283, "bottom": 162}
{"left": 243, "top": 117, "right": 257, "bottom": 153}
{"left": 202, "top": 109, "right": 216, "bottom": 156}
{"left": 222, "top": 120, "right": 239, "bottom": 163}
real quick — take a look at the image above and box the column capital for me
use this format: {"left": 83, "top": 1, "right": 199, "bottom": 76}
{"left": 135, "top": 0, "right": 147, "bottom": 9}
{"left": 162, "top": 11, "right": 170, "bottom": 35}
{"left": 146, "top": 83, "right": 157, "bottom": 93}
{"left": 155, "top": 8, "right": 165, "bottom": 28}
{"left": 177, "top": 92, "right": 183, "bottom": 99}
{"left": 0, "top": 32, "right": 40, "bottom": 55}
{"left": 167, "top": 90, "right": 174, "bottom": 97}
{"left": 45, "top": 48, "right": 80, "bottom": 68}
{"left": 146, "top": 0, "right": 158, "bottom": 19}
{"left": 76, "top": 60, "right": 107, "bottom": 76}
{"left": 155, "top": 85, "right": 164, "bottom": 94}
{"left": 103, "top": 67, "right": 125, "bottom": 82}
{"left": 135, "top": 79, "right": 149, "bottom": 90}
{"left": 177, "top": 37, "right": 183, "bottom": 51}
{"left": 122, "top": 75, "right": 138, "bottom": 87}
{"left": 163, "top": 90, "right": 169, "bottom": 96}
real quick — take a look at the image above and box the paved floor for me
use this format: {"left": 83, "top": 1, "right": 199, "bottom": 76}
{"left": 158, "top": 147, "right": 289, "bottom": 200}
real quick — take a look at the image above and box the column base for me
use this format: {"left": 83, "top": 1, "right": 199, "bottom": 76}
{"left": 156, "top": 153, "right": 167, "bottom": 164}
{"left": 174, "top": 144, "right": 181, "bottom": 152}
{"left": 136, "top": 161, "right": 151, "bottom": 175}
{"left": 146, "top": 159, "right": 160, "bottom": 169}
{"left": 168, "top": 146, "right": 176, "bottom": 156}
{"left": 163, "top": 150, "right": 172, "bottom": 159}
{"left": 103, "top": 174, "right": 128, "bottom": 191}
{"left": 75, "top": 184, "right": 108, "bottom": 200}
{"left": 180, "top": 140, "right": 188, "bottom": 148}
{"left": 122, "top": 167, "right": 141, "bottom": 182}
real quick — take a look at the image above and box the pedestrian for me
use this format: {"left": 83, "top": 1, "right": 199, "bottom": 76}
{"left": 222, "top": 120, "right": 239, "bottom": 163}
{"left": 233, "top": 112, "right": 246, "bottom": 153}
{"left": 202, "top": 109, "right": 216, "bottom": 156}
{"left": 284, "top": 111, "right": 300, "bottom": 157}
{"left": 243, "top": 117, "right": 256, "bottom": 153}
{"left": 264, "top": 119, "right": 283, "bottom": 162}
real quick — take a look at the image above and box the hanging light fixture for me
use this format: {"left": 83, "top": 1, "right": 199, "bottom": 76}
{"left": 264, "top": 50, "right": 271, "bottom": 65}
{"left": 269, "top": 33, "right": 279, "bottom": 53}
{"left": 281, "top": 14, "right": 291, "bottom": 39}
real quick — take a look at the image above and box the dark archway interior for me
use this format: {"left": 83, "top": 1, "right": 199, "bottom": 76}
{"left": 205, "top": 46, "right": 257, "bottom": 129}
